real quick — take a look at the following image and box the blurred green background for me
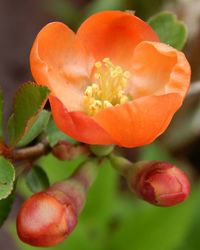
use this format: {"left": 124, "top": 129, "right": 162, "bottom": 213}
{"left": 1, "top": 0, "right": 200, "bottom": 249}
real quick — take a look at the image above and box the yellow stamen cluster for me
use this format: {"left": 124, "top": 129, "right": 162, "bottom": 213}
{"left": 84, "top": 58, "right": 131, "bottom": 115}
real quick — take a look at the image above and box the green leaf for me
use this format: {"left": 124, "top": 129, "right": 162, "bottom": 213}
{"left": 0, "top": 156, "right": 15, "bottom": 200}
{"left": 16, "top": 153, "right": 87, "bottom": 199}
{"left": 0, "top": 193, "right": 14, "bottom": 227}
{"left": 0, "top": 89, "right": 3, "bottom": 140}
{"left": 45, "top": 117, "right": 76, "bottom": 146}
{"left": 17, "top": 110, "right": 50, "bottom": 147}
{"left": 148, "top": 11, "right": 187, "bottom": 50}
{"left": 26, "top": 166, "right": 50, "bottom": 193}
{"left": 10, "top": 83, "right": 49, "bottom": 145}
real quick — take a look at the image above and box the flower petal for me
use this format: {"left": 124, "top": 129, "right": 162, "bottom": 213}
{"left": 30, "top": 22, "right": 93, "bottom": 111}
{"left": 49, "top": 96, "right": 116, "bottom": 145}
{"left": 129, "top": 41, "right": 191, "bottom": 99}
{"left": 77, "top": 11, "right": 159, "bottom": 68}
{"left": 93, "top": 94, "right": 182, "bottom": 148}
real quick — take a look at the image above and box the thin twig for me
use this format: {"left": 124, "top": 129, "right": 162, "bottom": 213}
{"left": 13, "top": 141, "right": 51, "bottom": 161}
{"left": 12, "top": 141, "right": 89, "bottom": 162}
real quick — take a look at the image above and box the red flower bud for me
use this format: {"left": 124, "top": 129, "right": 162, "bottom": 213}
{"left": 128, "top": 161, "right": 190, "bottom": 207}
{"left": 17, "top": 159, "right": 98, "bottom": 247}
{"left": 52, "top": 141, "right": 72, "bottom": 160}
{"left": 17, "top": 192, "right": 77, "bottom": 247}
{"left": 52, "top": 141, "right": 89, "bottom": 161}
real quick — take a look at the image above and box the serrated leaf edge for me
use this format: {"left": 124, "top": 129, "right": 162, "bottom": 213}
{"left": 0, "top": 157, "right": 15, "bottom": 200}
{"left": 11, "top": 82, "right": 50, "bottom": 146}
{"left": 17, "top": 110, "right": 51, "bottom": 148}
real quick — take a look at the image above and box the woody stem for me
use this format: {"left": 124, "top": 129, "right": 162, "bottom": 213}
{"left": 13, "top": 141, "right": 50, "bottom": 161}
{"left": 12, "top": 141, "right": 89, "bottom": 161}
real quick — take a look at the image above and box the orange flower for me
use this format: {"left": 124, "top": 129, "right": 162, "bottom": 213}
{"left": 30, "top": 11, "right": 191, "bottom": 147}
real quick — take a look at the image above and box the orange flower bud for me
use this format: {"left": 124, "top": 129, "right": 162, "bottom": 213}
{"left": 17, "top": 192, "right": 77, "bottom": 247}
{"left": 128, "top": 161, "right": 190, "bottom": 207}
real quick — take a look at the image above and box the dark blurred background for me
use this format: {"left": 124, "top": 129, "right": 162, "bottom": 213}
{"left": 1, "top": 0, "right": 200, "bottom": 250}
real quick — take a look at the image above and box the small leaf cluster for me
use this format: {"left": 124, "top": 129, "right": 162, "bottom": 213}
{"left": 0, "top": 82, "right": 75, "bottom": 227}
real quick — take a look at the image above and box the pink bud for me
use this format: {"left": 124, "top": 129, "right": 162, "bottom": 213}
{"left": 17, "top": 192, "right": 77, "bottom": 247}
{"left": 129, "top": 161, "right": 190, "bottom": 207}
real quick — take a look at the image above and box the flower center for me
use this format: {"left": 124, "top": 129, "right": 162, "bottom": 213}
{"left": 83, "top": 58, "right": 131, "bottom": 115}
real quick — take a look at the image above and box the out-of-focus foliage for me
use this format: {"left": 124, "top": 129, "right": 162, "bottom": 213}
{"left": 84, "top": 0, "right": 127, "bottom": 16}
{"left": 0, "top": 194, "right": 14, "bottom": 228}
{"left": 139, "top": 142, "right": 173, "bottom": 162}
{"left": 45, "top": 117, "right": 76, "bottom": 147}
{"left": 25, "top": 166, "right": 50, "bottom": 193}
{"left": 45, "top": 0, "right": 167, "bottom": 30}
{"left": 177, "top": 192, "right": 200, "bottom": 250}
{"left": 45, "top": 0, "right": 127, "bottom": 29}
{"left": 163, "top": 99, "right": 200, "bottom": 151}
{"left": 132, "top": 0, "right": 165, "bottom": 19}
{"left": 45, "top": 0, "right": 81, "bottom": 28}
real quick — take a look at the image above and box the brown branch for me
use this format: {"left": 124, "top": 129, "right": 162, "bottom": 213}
{"left": 12, "top": 141, "right": 51, "bottom": 161}
{"left": 12, "top": 141, "right": 89, "bottom": 162}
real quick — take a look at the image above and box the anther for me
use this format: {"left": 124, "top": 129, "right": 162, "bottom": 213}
{"left": 102, "top": 57, "right": 110, "bottom": 63}
{"left": 116, "top": 66, "right": 123, "bottom": 74}
{"left": 103, "top": 100, "right": 113, "bottom": 108}
{"left": 124, "top": 71, "right": 131, "bottom": 79}
{"left": 91, "top": 84, "right": 99, "bottom": 93}
{"left": 83, "top": 58, "right": 131, "bottom": 115}
{"left": 85, "top": 87, "right": 93, "bottom": 97}
{"left": 120, "top": 96, "right": 129, "bottom": 104}
{"left": 110, "top": 70, "right": 118, "bottom": 78}
{"left": 94, "top": 73, "right": 101, "bottom": 80}
{"left": 95, "top": 62, "right": 102, "bottom": 68}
